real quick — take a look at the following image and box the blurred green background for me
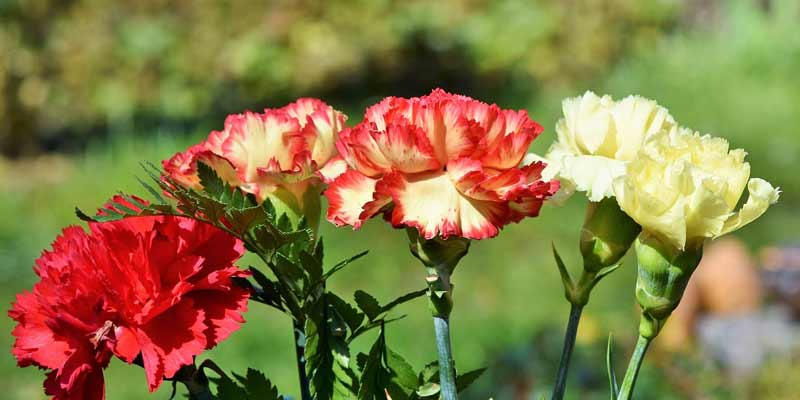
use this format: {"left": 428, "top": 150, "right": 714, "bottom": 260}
{"left": 2, "top": 0, "right": 799, "bottom": 398}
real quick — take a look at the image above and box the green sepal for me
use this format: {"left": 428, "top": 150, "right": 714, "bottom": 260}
{"left": 634, "top": 233, "right": 703, "bottom": 338}
{"left": 580, "top": 198, "right": 641, "bottom": 273}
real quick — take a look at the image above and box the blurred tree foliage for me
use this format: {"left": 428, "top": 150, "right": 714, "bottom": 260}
{"left": 0, "top": 0, "right": 680, "bottom": 156}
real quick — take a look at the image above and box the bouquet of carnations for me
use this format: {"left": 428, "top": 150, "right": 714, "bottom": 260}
{"left": 10, "top": 90, "right": 779, "bottom": 400}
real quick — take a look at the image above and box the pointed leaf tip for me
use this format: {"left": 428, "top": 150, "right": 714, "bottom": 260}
{"left": 551, "top": 242, "right": 574, "bottom": 290}
{"left": 606, "top": 333, "right": 619, "bottom": 400}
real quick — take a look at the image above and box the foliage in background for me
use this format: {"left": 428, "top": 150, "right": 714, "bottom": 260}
{"left": 0, "top": 0, "right": 678, "bottom": 155}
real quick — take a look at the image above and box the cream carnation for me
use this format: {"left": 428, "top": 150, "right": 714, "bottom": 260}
{"left": 614, "top": 127, "right": 780, "bottom": 250}
{"left": 545, "top": 92, "right": 675, "bottom": 201}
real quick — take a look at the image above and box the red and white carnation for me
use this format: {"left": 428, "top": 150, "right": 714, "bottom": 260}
{"left": 324, "top": 89, "right": 560, "bottom": 240}
{"left": 163, "top": 98, "right": 347, "bottom": 203}
{"left": 9, "top": 196, "right": 249, "bottom": 400}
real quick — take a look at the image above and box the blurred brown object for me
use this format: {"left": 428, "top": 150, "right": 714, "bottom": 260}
{"left": 760, "top": 244, "right": 800, "bottom": 318}
{"left": 659, "top": 237, "right": 762, "bottom": 351}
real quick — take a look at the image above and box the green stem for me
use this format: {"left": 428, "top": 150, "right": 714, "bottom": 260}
{"left": 427, "top": 266, "right": 458, "bottom": 400}
{"left": 293, "top": 321, "right": 312, "bottom": 400}
{"left": 551, "top": 304, "right": 584, "bottom": 400}
{"left": 617, "top": 335, "right": 651, "bottom": 400}
{"left": 433, "top": 315, "right": 457, "bottom": 400}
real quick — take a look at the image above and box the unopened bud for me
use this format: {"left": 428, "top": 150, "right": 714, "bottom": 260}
{"left": 580, "top": 197, "right": 641, "bottom": 273}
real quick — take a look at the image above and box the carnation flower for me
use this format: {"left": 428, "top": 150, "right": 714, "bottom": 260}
{"left": 545, "top": 91, "right": 675, "bottom": 202}
{"left": 614, "top": 127, "right": 780, "bottom": 251}
{"left": 163, "top": 98, "right": 347, "bottom": 227}
{"left": 324, "top": 89, "right": 559, "bottom": 240}
{"left": 9, "top": 197, "right": 249, "bottom": 400}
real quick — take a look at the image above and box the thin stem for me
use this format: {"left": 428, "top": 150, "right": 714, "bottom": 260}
{"left": 551, "top": 304, "right": 584, "bottom": 400}
{"left": 293, "top": 321, "right": 312, "bottom": 400}
{"left": 617, "top": 335, "right": 652, "bottom": 400}
{"left": 425, "top": 265, "right": 458, "bottom": 400}
{"left": 433, "top": 315, "right": 457, "bottom": 400}
{"left": 289, "top": 321, "right": 312, "bottom": 400}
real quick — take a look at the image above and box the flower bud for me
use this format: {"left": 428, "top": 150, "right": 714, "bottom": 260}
{"left": 634, "top": 233, "right": 703, "bottom": 339}
{"left": 580, "top": 197, "right": 641, "bottom": 273}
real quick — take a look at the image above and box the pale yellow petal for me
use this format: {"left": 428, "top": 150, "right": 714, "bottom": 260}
{"left": 719, "top": 178, "right": 781, "bottom": 235}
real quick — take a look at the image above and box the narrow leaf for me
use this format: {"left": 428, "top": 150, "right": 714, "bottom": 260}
{"left": 552, "top": 243, "right": 574, "bottom": 291}
{"left": 380, "top": 288, "right": 427, "bottom": 315}
{"left": 607, "top": 334, "right": 619, "bottom": 400}
{"left": 455, "top": 368, "right": 486, "bottom": 392}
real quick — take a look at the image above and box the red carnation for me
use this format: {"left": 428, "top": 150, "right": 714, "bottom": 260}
{"left": 324, "top": 89, "right": 560, "bottom": 239}
{"left": 9, "top": 204, "right": 249, "bottom": 399}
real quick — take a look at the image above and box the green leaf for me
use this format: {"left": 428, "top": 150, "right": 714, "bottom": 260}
{"left": 356, "top": 353, "right": 369, "bottom": 372}
{"left": 386, "top": 349, "right": 417, "bottom": 389}
{"left": 248, "top": 267, "right": 283, "bottom": 309}
{"left": 214, "top": 373, "right": 249, "bottom": 400}
{"left": 237, "top": 368, "right": 283, "bottom": 400}
{"left": 328, "top": 301, "right": 349, "bottom": 339}
{"left": 455, "top": 368, "right": 486, "bottom": 392}
{"left": 349, "top": 316, "right": 406, "bottom": 343}
{"left": 226, "top": 205, "right": 267, "bottom": 234}
{"left": 197, "top": 162, "right": 226, "bottom": 199}
{"left": 357, "top": 332, "right": 385, "bottom": 400}
{"left": 380, "top": 288, "right": 427, "bottom": 315}
{"left": 305, "top": 295, "right": 357, "bottom": 400}
{"left": 419, "top": 361, "right": 439, "bottom": 384}
{"left": 135, "top": 176, "right": 167, "bottom": 203}
{"left": 552, "top": 243, "right": 574, "bottom": 292}
{"left": 301, "top": 250, "right": 323, "bottom": 286}
{"left": 327, "top": 293, "right": 365, "bottom": 334}
{"left": 322, "top": 251, "right": 369, "bottom": 281}
{"left": 212, "top": 368, "right": 283, "bottom": 400}
{"left": 354, "top": 291, "right": 382, "bottom": 321}
{"left": 415, "top": 383, "right": 440, "bottom": 397}
{"left": 314, "top": 239, "right": 325, "bottom": 267}
{"left": 272, "top": 254, "right": 307, "bottom": 293}
{"left": 607, "top": 334, "right": 619, "bottom": 400}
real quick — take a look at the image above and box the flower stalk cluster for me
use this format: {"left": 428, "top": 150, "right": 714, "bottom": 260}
{"left": 543, "top": 91, "right": 779, "bottom": 400}
{"left": 7, "top": 89, "right": 779, "bottom": 400}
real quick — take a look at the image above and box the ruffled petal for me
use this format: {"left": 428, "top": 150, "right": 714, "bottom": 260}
{"left": 162, "top": 144, "right": 205, "bottom": 190}
{"left": 522, "top": 153, "right": 572, "bottom": 205}
{"left": 325, "top": 170, "right": 386, "bottom": 228}
{"left": 336, "top": 124, "right": 392, "bottom": 176}
{"left": 374, "top": 121, "right": 441, "bottom": 173}
{"left": 137, "top": 299, "right": 207, "bottom": 390}
{"left": 555, "top": 152, "right": 627, "bottom": 202}
{"left": 282, "top": 98, "right": 347, "bottom": 166}
{"left": 317, "top": 154, "right": 349, "bottom": 183}
{"left": 382, "top": 171, "right": 506, "bottom": 240}
{"left": 720, "top": 178, "right": 781, "bottom": 236}
{"left": 187, "top": 287, "right": 249, "bottom": 347}
{"left": 221, "top": 110, "right": 303, "bottom": 182}
{"left": 478, "top": 111, "right": 540, "bottom": 170}
{"left": 43, "top": 346, "right": 106, "bottom": 400}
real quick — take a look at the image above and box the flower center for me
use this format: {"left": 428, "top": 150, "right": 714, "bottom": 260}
{"left": 88, "top": 320, "right": 115, "bottom": 349}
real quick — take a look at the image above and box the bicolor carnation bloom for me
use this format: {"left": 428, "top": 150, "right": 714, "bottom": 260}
{"left": 543, "top": 91, "right": 675, "bottom": 202}
{"left": 324, "top": 89, "right": 560, "bottom": 240}
{"left": 614, "top": 127, "right": 780, "bottom": 251}
{"left": 163, "top": 98, "right": 346, "bottom": 206}
{"left": 9, "top": 197, "right": 249, "bottom": 400}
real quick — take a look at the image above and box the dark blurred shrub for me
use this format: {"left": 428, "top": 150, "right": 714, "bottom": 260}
{"left": 0, "top": 0, "right": 680, "bottom": 156}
